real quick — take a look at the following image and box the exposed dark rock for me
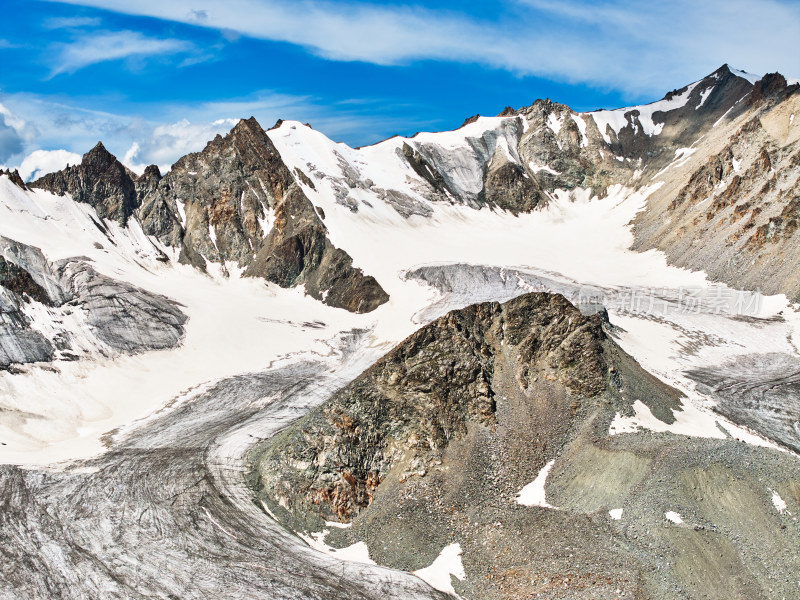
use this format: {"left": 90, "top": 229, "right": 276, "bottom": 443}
{"left": 481, "top": 157, "right": 541, "bottom": 214}
{"left": 0, "top": 256, "right": 51, "bottom": 306}
{"left": 30, "top": 142, "right": 138, "bottom": 224}
{"left": 0, "top": 169, "right": 26, "bottom": 189}
{"left": 748, "top": 72, "right": 797, "bottom": 106}
{"left": 254, "top": 292, "right": 606, "bottom": 523}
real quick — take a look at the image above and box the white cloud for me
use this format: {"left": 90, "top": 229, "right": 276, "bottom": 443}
{"left": 0, "top": 88, "right": 437, "bottom": 175}
{"left": 50, "top": 30, "right": 193, "bottom": 75}
{"left": 122, "top": 118, "right": 240, "bottom": 174}
{"left": 17, "top": 149, "right": 82, "bottom": 181}
{"left": 42, "top": 0, "right": 800, "bottom": 96}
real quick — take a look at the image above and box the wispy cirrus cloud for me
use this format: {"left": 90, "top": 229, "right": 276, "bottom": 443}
{"left": 40, "top": 0, "right": 800, "bottom": 96}
{"left": 43, "top": 16, "right": 103, "bottom": 29}
{"left": 49, "top": 30, "right": 194, "bottom": 76}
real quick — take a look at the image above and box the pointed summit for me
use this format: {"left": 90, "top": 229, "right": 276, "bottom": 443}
{"left": 231, "top": 116, "right": 263, "bottom": 135}
{"left": 30, "top": 140, "right": 137, "bottom": 224}
{"left": 82, "top": 141, "right": 117, "bottom": 170}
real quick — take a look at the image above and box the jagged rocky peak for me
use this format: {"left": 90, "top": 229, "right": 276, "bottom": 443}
{"left": 31, "top": 141, "right": 138, "bottom": 224}
{"left": 0, "top": 168, "right": 26, "bottom": 189}
{"left": 632, "top": 73, "right": 800, "bottom": 301}
{"left": 250, "top": 291, "right": 709, "bottom": 599}
{"left": 749, "top": 71, "right": 799, "bottom": 106}
{"left": 136, "top": 115, "right": 389, "bottom": 313}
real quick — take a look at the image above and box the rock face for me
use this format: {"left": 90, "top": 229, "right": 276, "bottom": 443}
{"left": 136, "top": 117, "right": 389, "bottom": 313}
{"left": 252, "top": 293, "right": 607, "bottom": 523}
{"left": 0, "top": 236, "right": 187, "bottom": 369}
{"left": 0, "top": 169, "right": 26, "bottom": 189}
{"left": 32, "top": 142, "right": 138, "bottom": 224}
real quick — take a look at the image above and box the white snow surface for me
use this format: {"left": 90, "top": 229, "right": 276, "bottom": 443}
{"left": 516, "top": 459, "right": 556, "bottom": 508}
{"left": 771, "top": 490, "right": 788, "bottom": 514}
{"left": 571, "top": 114, "right": 589, "bottom": 147}
{"left": 665, "top": 511, "right": 684, "bottom": 524}
{"left": 299, "top": 529, "right": 376, "bottom": 565}
{"left": 730, "top": 68, "right": 762, "bottom": 85}
{"left": 413, "top": 543, "right": 466, "bottom": 595}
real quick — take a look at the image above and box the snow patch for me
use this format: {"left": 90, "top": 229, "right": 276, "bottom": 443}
{"left": 175, "top": 199, "right": 187, "bottom": 228}
{"left": 299, "top": 529, "right": 376, "bottom": 565}
{"left": 257, "top": 204, "right": 276, "bottom": 237}
{"left": 586, "top": 82, "right": 699, "bottom": 143}
{"left": 696, "top": 86, "right": 714, "bottom": 109}
{"left": 571, "top": 114, "right": 589, "bottom": 147}
{"left": 771, "top": 490, "right": 788, "bottom": 514}
{"left": 413, "top": 543, "right": 465, "bottom": 595}
{"left": 665, "top": 511, "right": 684, "bottom": 524}
{"left": 517, "top": 459, "right": 556, "bottom": 508}
{"left": 546, "top": 113, "right": 564, "bottom": 135}
{"left": 528, "top": 160, "right": 560, "bottom": 176}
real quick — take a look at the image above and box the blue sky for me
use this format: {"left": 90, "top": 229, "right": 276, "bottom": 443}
{"left": 1, "top": 0, "right": 799, "bottom": 179}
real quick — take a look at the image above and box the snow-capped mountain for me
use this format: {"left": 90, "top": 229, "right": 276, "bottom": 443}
{"left": 1, "top": 64, "right": 800, "bottom": 600}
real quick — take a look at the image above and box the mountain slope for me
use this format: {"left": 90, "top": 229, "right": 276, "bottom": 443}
{"left": 251, "top": 292, "right": 800, "bottom": 600}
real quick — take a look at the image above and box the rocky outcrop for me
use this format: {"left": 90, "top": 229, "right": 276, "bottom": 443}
{"left": 31, "top": 142, "right": 138, "bottom": 224}
{"left": 481, "top": 145, "right": 542, "bottom": 213}
{"left": 0, "top": 256, "right": 51, "bottom": 306}
{"left": 253, "top": 292, "right": 607, "bottom": 523}
{"left": 0, "top": 236, "right": 187, "bottom": 369}
{"left": 0, "top": 169, "right": 26, "bottom": 189}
